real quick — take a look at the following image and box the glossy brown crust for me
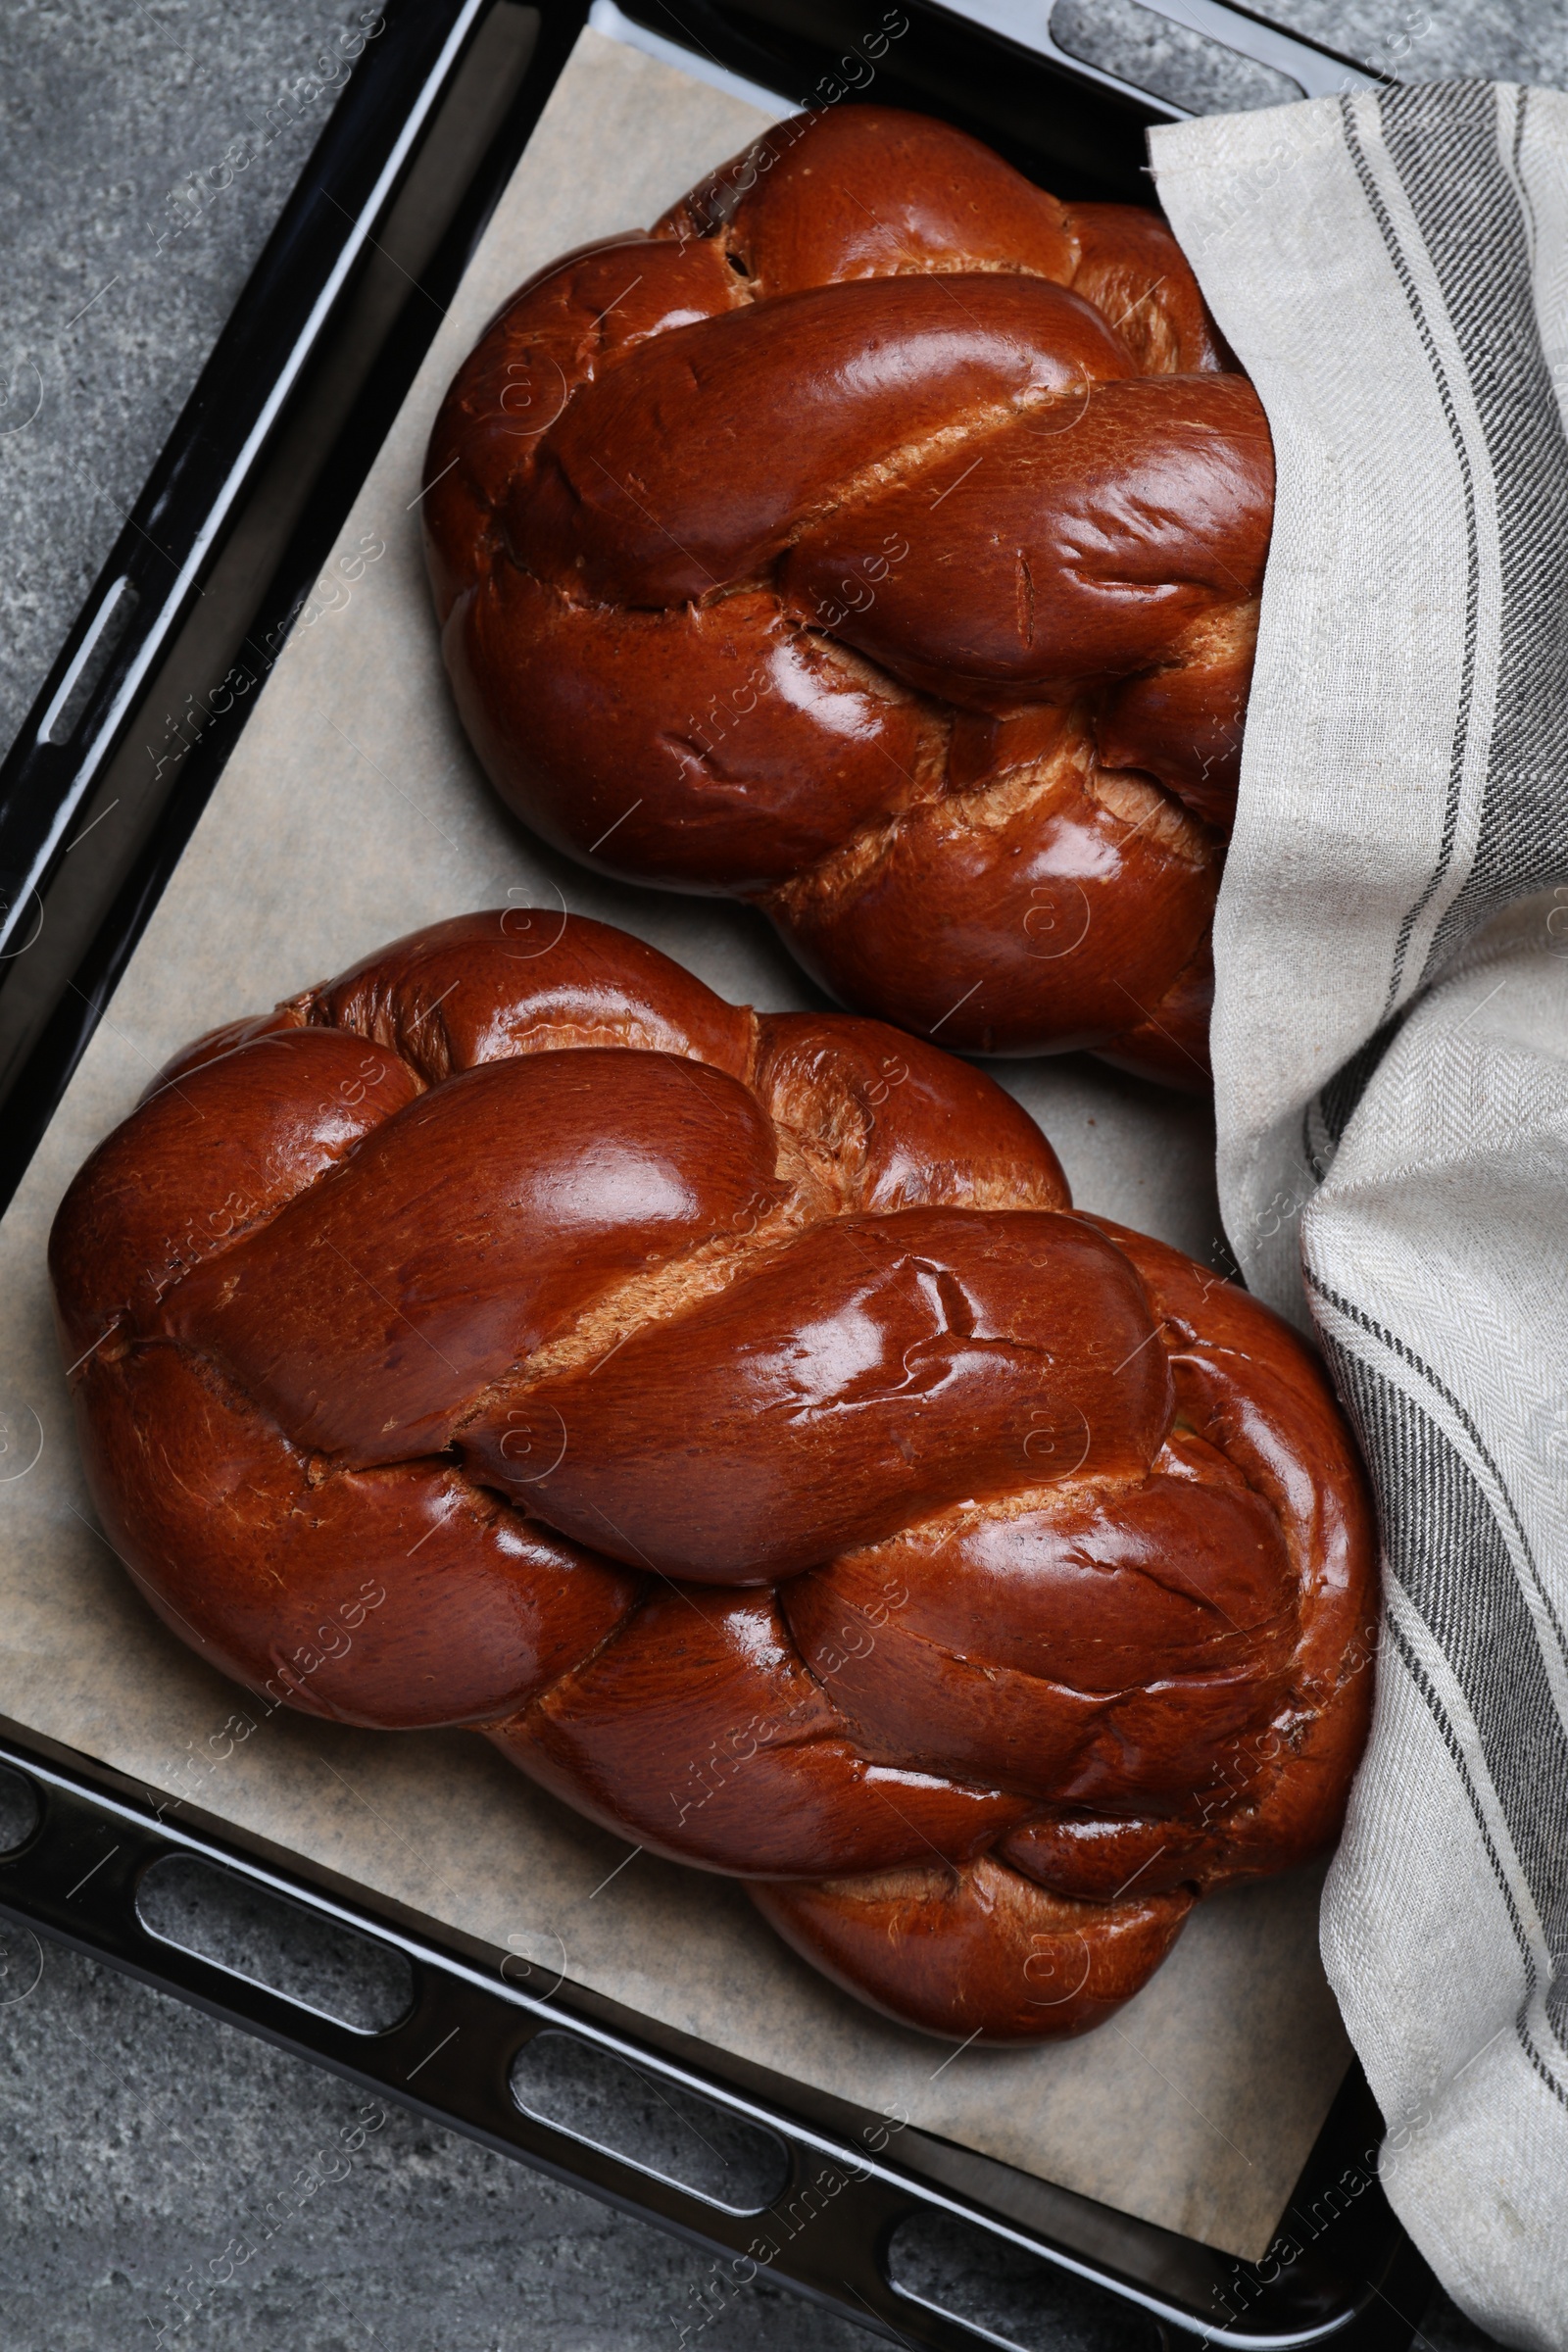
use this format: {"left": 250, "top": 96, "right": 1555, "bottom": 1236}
{"left": 751, "top": 1862, "right": 1195, "bottom": 2041}
{"left": 50, "top": 910, "right": 1373, "bottom": 2043}
{"left": 423, "top": 106, "right": 1273, "bottom": 1087}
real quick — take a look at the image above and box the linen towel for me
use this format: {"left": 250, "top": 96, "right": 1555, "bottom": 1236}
{"left": 1152, "top": 81, "right": 1568, "bottom": 2347}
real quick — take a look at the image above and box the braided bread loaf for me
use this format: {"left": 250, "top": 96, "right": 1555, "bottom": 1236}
{"left": 423, "top": 106, "right": 1274, "bottom": 1092}
{"left": 51, "top": 911, "right": 1372, "bottom": 2041}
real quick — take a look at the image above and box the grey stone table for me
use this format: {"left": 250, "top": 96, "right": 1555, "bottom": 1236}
{"left": 0, "top": 3, "right": 1554, "bottom": 2344}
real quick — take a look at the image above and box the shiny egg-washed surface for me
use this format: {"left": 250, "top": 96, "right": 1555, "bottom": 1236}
{"left": 423, "top": 107, "right": 1275, "bottom": 1091}
{"left": 49, "top": 912, "right": 1373, "bottom": 2041}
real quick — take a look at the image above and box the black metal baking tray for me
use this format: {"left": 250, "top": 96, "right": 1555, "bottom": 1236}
{"left": 0, "top": 2, "right": 1431, "bottom": 2342}
{"left": 0, "top": 1730, "right": 1431, "bottom": 2351}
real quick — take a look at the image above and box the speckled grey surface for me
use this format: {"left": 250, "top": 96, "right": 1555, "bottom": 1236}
{"left": 1052, "top": 0, "right": 1305, "bottom": 112}
{"left": 0, "top": 2, "right": 1539, "bottom": 2344}
{"left": 1053, "top": 0, "right": 1568, "bottom": 117}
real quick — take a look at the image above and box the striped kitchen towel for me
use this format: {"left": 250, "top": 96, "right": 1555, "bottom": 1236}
{"left": 1152, "top": 81, "right": 1568, "bottom": 2348}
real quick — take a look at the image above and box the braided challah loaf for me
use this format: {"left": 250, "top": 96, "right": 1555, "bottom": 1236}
{"left": 51, "top": 911, "right": 1372, "bottom": 2041}
{"left": 423, "top": 106, "right": 1274, "bottom": 1092}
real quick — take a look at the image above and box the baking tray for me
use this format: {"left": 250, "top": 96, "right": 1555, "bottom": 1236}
{"left": 0, "top": 1, "right": 1431, "bottom": 2343}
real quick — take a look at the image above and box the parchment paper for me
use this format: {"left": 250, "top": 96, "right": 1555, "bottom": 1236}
{"left": 0, "top": 29, "right": 1350, "bottom": 2262}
